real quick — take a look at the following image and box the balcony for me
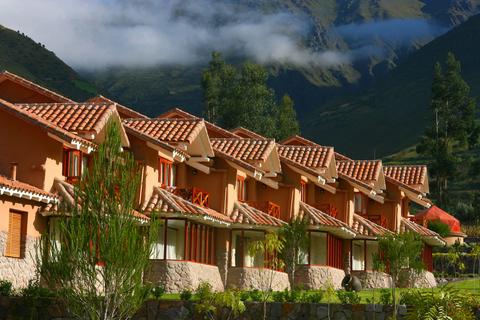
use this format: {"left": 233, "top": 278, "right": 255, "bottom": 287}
{"left": 173, "top": 187, "right": 210, "bottom": 207}
{"left": 360, "top": 214, "right": 388, "bottom": 228}
{"left": 314, "top": 203, "right": 338, "bottom": 218}
{"left": 246, "top": 201, "right": 280, "bottom": 219}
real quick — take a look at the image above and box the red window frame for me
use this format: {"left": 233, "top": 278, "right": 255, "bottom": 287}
{"left": 159, "top": 157, "right": 176, "bottom": 187}
{"left": 300, "top": 180, "right": 307, "bottom": 202}
{"left": 236, "top": 176, "right": 246, "bottom": 201}
{"left": 63, "top": 148, "right": 83, "bottom": 183}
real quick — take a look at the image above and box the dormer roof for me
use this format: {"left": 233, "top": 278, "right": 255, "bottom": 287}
{"left": 0, "top": 70, "right": 73, "bottom": 103}
{"left": 86, "top": 95, "right": 148, "bottom": 119}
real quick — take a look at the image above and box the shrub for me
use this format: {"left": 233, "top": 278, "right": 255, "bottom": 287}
{"left": 379, "top": 288, "right": 392, "bottom": 306}
{"left": 150, "top": 285, "right": 166, "bottom": 299}
{"left": 20, "top": 279, "right": 55, "bottom": 298}
{"left": 428, "top": 220, "right": 451, "bottom": 238}
{"left": 336, "top": 290, "right": 361, "bottom": 304}
{"left": 248, "top": 289, "right": 263, "bottom": 302}
{"left": 196, "top": 290, "right": 245, "bottom": 320}
{"left": 271, "top": 290, "right": 287, "bottom": 302}
{"left": 0, "top": 280, "right": 13, "bottom": 296}
{"left": 180, "top": 289, "right": 192, "bottom": 301}
{"left": 303, "top": 290, "right": 324, "bottom": 303}
{"left": 195, "top": 282, "right": 213, "bottom": 301}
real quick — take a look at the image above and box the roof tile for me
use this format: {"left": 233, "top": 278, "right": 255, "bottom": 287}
{"left": 384, "top": 165, "right": 427, "bottom": 187}
{"left": 278, "top": 145, "right": 333, "bottom": 170}
{"left": 123, "top": 118, "right": 204, "bottom": 143}
{"left": 228, "top": 202, "right": 286, "bottom": 227}
{"left": 86, "top": 95, "right": 148, "bottom": 119}
{"left": 211, "top": 138, "right": 275, "bottom": 162}
{"left": 336, "top": 160, "right": 382, "bottom": 184}
{"left": 0, "top": 175, "right": 56, "bottom": 200}
{"left": 352, "top": 213, "right": 392, "bottom": 238}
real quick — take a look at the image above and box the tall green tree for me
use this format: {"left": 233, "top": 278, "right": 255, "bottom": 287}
{"left": 417, "top": 53, "right": 478, "bottom": 206}
{"left": 202, "top": 52, "right": 300, "bottom": 139}
{"left": 279, "top": 218, "right": 309, "bottom": 286}
{"left": 38, "top": 123, "right": 159, "bottom": 320}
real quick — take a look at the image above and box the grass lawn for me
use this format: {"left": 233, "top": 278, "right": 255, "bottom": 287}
{"left": 158, "top": 278, "right": 480, "bottom": 304}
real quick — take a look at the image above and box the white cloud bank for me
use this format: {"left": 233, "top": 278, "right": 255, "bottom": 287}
{"left": 0, "top": 0, "right": 350, "bottom": 69}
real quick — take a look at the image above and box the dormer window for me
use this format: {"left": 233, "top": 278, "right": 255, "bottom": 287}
{"left": 354, "top": 192, "right": 367, "bottom": 214}
{"left": 159, "top": 157, "right": 176, "bottom": 187}
{"left": 63, "top": 149, "right": 88, "bottom": 183}
{"left": 236, "top": 176, "right": 246, "bottom": 201}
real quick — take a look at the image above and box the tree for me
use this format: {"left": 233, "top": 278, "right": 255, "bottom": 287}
{"left": 374, "top": 232, "right": 425, "bottom": 319}
{"left": 202, "top": 52, "right": 301, "bottom": 139}
{"left": 248, "top": 232, "right": 285, "bottom": 320}
{"left": 417, "top": 53, "right": 478, "bottom": 207}
{"left": 278, "top": 218, "right": 309, "bottom": 286}
{"left": 37, "top": 123, "right": 159, "bottom": 320}
{"left": 276, "top": 95, "right": 300, "bottom": 141}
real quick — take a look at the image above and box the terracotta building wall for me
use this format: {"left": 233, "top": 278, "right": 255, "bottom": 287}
{"left": 0, "top": 109, "right": 63, "bottom": 192}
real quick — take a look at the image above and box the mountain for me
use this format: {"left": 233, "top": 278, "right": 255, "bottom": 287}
{"left": 0, "top": 25, "right": 96, "bottom": 101}
{"left": 303, "top": 12, "right": 480, "bottom": 158}
{"left": 86, "top": 0, "right": 480, "bottom": 120}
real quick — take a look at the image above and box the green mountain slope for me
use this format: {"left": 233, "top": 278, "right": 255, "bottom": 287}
{"left": 0, "top": 25, "right": 96, "bottom": 101}
{"left": 87, "top": 0, "right": 479, "bottom": 119}
{"left": 303, "top": 12, "right": 480, "bottom": 158}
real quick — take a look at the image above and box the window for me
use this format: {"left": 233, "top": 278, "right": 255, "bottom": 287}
{"left": 236, "top": 176, "right": 246, "bottom": 201}
{"left": 327, "top": 234, "right": 344, "bottom": 269}
{"left": 63, "top": 149, "right": 83, "bottom": 182}
{"left": 300, "top": 181, "right": 307, "bottom": 202}
{"left": 366, "top": 241, "right": 378, "bottom": 271}
{"left": 230, "top": 230, "right": 265, "bottom": 268}
{"left": 354, "top": 192, "right": 366, "bottom": 214}
{"left": 309, "top": 232, "right": 327, "bottom": 265}
{"left": 352, "top": 240, "right": 365, "bottom": 271}
{"left": 5, "top": 210, "right": 27, "bottom": 258}
{"left": 151, "top": 219, "right": 215, "bottom": 265}
{"left": 159, "top": 157, "right": 176, "bottom": 187}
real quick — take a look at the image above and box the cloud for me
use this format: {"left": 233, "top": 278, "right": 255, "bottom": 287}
{"left": 0, "top": 0, "right": 350, "bottom": 69}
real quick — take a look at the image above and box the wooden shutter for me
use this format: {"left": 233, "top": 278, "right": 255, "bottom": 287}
{"left": 5, "top": 211, "right": 25, "bottom": 258}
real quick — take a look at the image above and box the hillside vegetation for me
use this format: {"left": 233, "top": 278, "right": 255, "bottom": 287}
{"left": 0, "top": 25, "right": 96, "bottom": 101}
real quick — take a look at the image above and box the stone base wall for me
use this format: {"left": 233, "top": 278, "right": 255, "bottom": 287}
{"left": 0, "top": 232, "right": 37, "bottom": 289}
{"left": 399, "top": 270, "right": 437, "bottom": 288}
{"left": 294, "top": 265, "right": 345, "bottom": 290}
{"left": 226, "top": 267, "right": 290, "bottom": 291}
{"left": 144, "top": 260, "right": 224, "bottom": 293}
{"left": 352, "top": 271, "right": 392, "bottom": 289}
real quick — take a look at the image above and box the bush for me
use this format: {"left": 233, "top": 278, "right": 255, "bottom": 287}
{"left": 150, "top": 285, "right": 166, "bottom": 299}
{"left": 336, "top": 290, "right": 361, "bottom": 304}
{"left": 180, "top": 289, "right": 192, "bottom": 301}
{"left": 196, "top": 290, "right": 245, "bottom": 320}
{"left": 379, "top": 288, "right": 392, "bottom": 306}
{"left": 0, "top": 280, "right": 13, "bottom": 296}
{"left": 248, "top": 289, "right": 263, "bottom": 302}
{"left": 20, "top": 279, "right": 55, "bottom": 298}
{"left": 303, "top": 290, "right": 324, "bottom": 303}
{"left": 195, "top": 282, "right": 213, "bottom": 301}
{"left": 428, "top": 220, "right": 451, "bottom": 237}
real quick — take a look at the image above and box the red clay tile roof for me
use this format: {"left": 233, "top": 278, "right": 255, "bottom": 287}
{"left": 0, "top": 99, "right": 95, "bottom": 149}
{"left": 0, "top": 175, "right": 57, "bottom": 202}
{"left": 210, "top": 138, "right": 276, "bottom": 162}
{"left": 336, "top": 160, "right": 382, "bottom": 184}
{"left": 142, "top": 187, "right": 232, "bottom": 224}
{"left": 231, "top": 127, "right": 266, "bottom": 139}
{"left": 17, "top": 103, "right": 115, "bottom": 136}
{"left": 384, "top": 165, "right": 427, "bottom": 187}
{"left": 281, "top": 135, "right": 352, "bottom": 161}
{"left": 228, "top": 202, "right": 286, "bottom": 227}
{"left": 278, "top": 145, "right": 334, "bottom": 170}
{"left": 400, "top": 217, "right": 442, "bottom": 238}
{"left": 123, "top": 118, "right": 205, "bottom": 144}
{"left": 0, "top": 71, "right": 73, "bottom": 103}
{"left": 86, "top": 95, "right": 148, "bottom": 119}
{"left": 334, "top": 153, "right": 353, "bottom": 161}
{"left": 298, "top": 202, "right": 352, "bottom": 230}
{"left": 352, "top": 213, "right": 392, "bottom": 238}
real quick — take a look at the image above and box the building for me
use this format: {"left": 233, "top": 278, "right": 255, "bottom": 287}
{"left": 0, "top": 70, "right": 446, "bottom": 291}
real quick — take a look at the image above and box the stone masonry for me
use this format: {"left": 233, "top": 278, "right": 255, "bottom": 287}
{"left": 399, "top": 270, "right": 437, "bottom": 288}
{"left": 352, "top": 271, "right": 392, "bottom": 289}
{"left": 294, "top": 265, "right": 345, "bottom": 290}
{"left": 0, "top": 232, "right": 37, "bottom": 289}
{"left": 144, "top": 260, "right": 224, "bottom": 293}
{"left": 227, "top": 267, "right": 290, "bottom": 291}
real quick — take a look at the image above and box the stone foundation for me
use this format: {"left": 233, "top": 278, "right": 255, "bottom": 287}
{"left": 144, "top": 260, "right": 224, "bottom": 293}
{"left": 294, "top": 265, "right": 345, "bottom": 290}
{"left": 399, "top": 270, "right": 437, "bottom": 288}
{"left": 0, "top": 232, "right": 37, "bottom": 289}
{"left": 352, "top": 271, "right": 392, "bottom": 289}
{"left": 227, "top": 267, "right": 290, "bottom": 291}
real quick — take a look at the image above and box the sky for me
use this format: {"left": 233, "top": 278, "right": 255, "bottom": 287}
{"left": 0, "top": 0, "right": 445, "bottom": 70}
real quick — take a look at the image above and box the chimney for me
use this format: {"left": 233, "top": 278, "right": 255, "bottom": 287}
{"left": 10, "top": 163, "right": 18, "bottom": 181}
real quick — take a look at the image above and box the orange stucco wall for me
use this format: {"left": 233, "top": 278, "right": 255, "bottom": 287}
{"left": 0, "top": 195, "right": 46, "bottom": 237}
{"left": 0, "top": 108, "right": 63, "bottom": 192}
{"left": 183, "top": 165, "right": 227, "bottom": 213}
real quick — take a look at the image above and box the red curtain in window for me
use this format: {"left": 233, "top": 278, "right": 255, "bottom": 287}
{"left": 327, "top": 234, "right": 343, "bottom": 269}
{"left": 422, "top": 244, "right": 433, "bottom": 272}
